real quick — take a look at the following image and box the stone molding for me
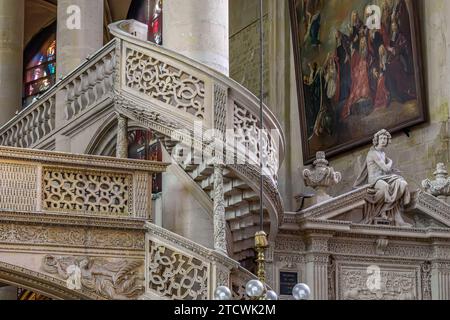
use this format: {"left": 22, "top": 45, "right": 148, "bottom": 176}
{"left": 0, "top": 145, "right": 169, "bottom": 173}
{"left": 0, "top": 220, "right": 145, "bottom": 250}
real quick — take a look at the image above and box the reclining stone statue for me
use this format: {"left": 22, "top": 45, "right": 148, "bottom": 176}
{"left": 354, "top": 129, "right": 417, "bottom": 227}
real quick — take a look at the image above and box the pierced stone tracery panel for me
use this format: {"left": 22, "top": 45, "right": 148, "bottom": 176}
{"left": 233, "top": 102, "right": 278, "bottom": 178}
{"left": 147, "top": 241, "right": 209, "bottom": 300}
{"left": 125, "top": 48, "right": 206, "bottom": 120}
{"left": 43, "top": 168, "right": 132, "bottom": 215}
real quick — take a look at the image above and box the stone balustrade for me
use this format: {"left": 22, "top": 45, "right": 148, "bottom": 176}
{"left": 109, "top": 20, "right": 285, "bottom": 185}
{"left": 0, "top": 93, "right": 55, "bottom": 149}
{"left": 64, "top": 43, "right": 116, "bottom": 121}
{"left": 0, "top": 146, "right": 168, "bottom": 220}
{"left": 0, "top": 40, "right": 117, "bottom": 150}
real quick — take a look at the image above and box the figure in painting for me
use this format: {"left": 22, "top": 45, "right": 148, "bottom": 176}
{"left": 334, "top": 30, "right": 351, "bottom": 104}
{"left": 373, "top": 45, "right": 390, "bottom": 109}
{"left": 386, "top": 21, "right": 416, "bottom": 102}
{"left": 303, "top": 0, "right": 323, "bottom": 47}
{"left": 296, "top": 0, "right": 421, "bottom": 159}
{"left": 354, "top": 129, "right": 417, "bottom": 227}
{"left": 341, "top": 36, "right": 372, "bottom": 119}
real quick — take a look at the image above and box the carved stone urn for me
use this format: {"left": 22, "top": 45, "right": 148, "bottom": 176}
{"left": 422, "top": 163, "right": 450, "bottom": 203}
{"left": 303, "top": 151, "right": 341, "bottom": 206}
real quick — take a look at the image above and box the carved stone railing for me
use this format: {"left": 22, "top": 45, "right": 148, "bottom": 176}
{"left": 64, "top": 43, "right": 116, "bottom": 121}
{"left": 0, "top": 40, "right": 117, "bottom": 150}
{"left": 144, "top": 222, "right": 240, "bottom": 300}
{"left": 0, "top": 146, "right": 168, "bottom": 219}
{"left": 109, "top": 21, "right": 284, "bottom": 180}
{"left": 0, "top": 19, "right": 286, "bottom": 243}
{"left": 0, "top": 91, "right": 55, "bottom": 149}
{"left": 109, "top": 20, "right": 285, "bottom": 233}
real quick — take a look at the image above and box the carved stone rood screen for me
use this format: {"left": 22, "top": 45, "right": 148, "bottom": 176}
{"left": 0, "top": 146, "right": 168, "bottom": 219}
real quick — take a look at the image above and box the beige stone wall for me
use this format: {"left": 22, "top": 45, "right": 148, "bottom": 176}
{"left": 229, "top": 0, "right": 450, "bottom": 210}
{"left": 229, "top": 0, "right": 269, "bottom": 100}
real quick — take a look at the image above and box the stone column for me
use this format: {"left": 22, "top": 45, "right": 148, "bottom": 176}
{"left": 304, "top": 235, "right": 331, "bottom": 300}
{"left": 0, "top": 0, "right": 24, "bottom": 126}
{"left": 56, "top": 0, "right": 104, "bottom": 78}
{"left": 213, "top": 164, "right": 227, "bottom": 255}
{"left": 431, "top": 262, "right": 450, "bottom": 300}
{"left": 116, "top": 113, "right": 128, "bottom": 158}
{"left": 163, "top": 0, "right": 229, "bottom": 75}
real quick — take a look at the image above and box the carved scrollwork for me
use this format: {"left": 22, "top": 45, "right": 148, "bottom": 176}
{"left": 125, "top": 48, "right": 206, "bottom": 120}
{"left": 233, "top": 102, "right": 278, "bottom": 179}
{"left": 147, "top": 241, "right": 209, "bottom": 300}
{"left": 339, "top": 265, "right": 418, "bottom": 300}
{"left": 43, "top": 168, "right": 132, "bottom": 216}
{"left": 42, "top": 255, "right": 145, "bottom": 300}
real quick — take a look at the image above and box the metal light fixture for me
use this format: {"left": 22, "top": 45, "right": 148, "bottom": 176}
{"left": 214, "top": 280, "right": 311, "bottom": 301}
{"left": 214, "top": 0, "right": 311, "bottom": 302}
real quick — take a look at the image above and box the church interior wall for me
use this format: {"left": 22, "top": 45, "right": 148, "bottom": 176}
{"left": 230, "top": 0, "right": 450, "bottom": 211}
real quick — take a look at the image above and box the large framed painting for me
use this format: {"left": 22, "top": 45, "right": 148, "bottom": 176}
{"left": 289, "top": 0, "right": 426, "bottom": 164}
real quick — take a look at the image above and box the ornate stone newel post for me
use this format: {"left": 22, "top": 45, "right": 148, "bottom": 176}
{"left": 116, "top": 113, "right": 128, "bottom": 158}
{"left": 213, "top": 163, "right": 227, "bottom": 255}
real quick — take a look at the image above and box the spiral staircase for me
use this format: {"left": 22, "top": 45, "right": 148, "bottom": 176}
{"left": 0, "top": 20, "right": 286, "bottom": 299}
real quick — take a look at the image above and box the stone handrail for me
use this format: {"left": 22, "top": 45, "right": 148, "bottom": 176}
{"left": 0, "top": 146, "right": 168, "bottom": 219}
{"left": 145, "top": 222, "right": 240, "bottom": 300}
{"left": 0, "top": 40, "right": 117, "bottom": 150}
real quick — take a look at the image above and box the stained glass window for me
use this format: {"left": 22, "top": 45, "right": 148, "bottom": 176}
{"left": 127, "top": 0, "right": 163, "bottom": 44}
{"left": 128, "top": 129, "right": 163, "bottom": 193}
{"left": 23, "top": 22, "right": 57, "bottom": 107}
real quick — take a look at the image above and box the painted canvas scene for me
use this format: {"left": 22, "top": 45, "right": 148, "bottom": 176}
{"left": 290, "top": 0, "right": 425, "bottom": 163}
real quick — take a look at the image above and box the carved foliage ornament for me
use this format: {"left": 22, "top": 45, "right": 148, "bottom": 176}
{"left": 147, "top": 241, "right": 209, "bottom": 300}
{"left": 340, "top": 265, "right": 418, "bottom": 300}
{"left": 0, "top": 223, "right": 145, "bottom": 249}
{"left": 42, "top": 255, "right": 145, "bottom": 300}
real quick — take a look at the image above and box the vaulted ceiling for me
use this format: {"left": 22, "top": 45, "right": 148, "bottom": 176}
{"left": 25, "top": 0, "right": 133, "bottom": 46}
